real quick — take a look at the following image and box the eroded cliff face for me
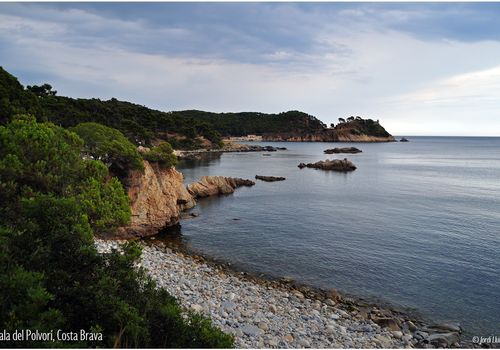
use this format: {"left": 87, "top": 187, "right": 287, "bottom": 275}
{"left": 117, "top": 161, "right": 195, "bottom": 238}
{"left": 116, "top": 163, "right": 255, "bottom": 238}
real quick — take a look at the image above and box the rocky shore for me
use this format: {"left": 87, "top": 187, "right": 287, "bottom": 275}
{"left": 95, "top": 239, "right": 462, "bottom": 349}
{"left": 175, "top": 141, "right": 287, "bottom": 160}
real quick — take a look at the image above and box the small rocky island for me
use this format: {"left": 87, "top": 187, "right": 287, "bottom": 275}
{"left": 324, "top": 147, "right": 362, "bottom": 154}
{"left": 255, "top": 175, "right": 286, "bottom": 182}
{"left": 298, "top": 159, "right": 357, "bottom": 172}
{"left": 400, "top": 137, "right": 409, "bottom": 142}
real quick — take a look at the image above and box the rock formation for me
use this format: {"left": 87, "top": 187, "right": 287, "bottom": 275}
{"left": 187, "top": 176, "right": 255, "bottom": 199}
{"left": 255, "top": 175, "right": 286, "bottom": 182}
{"left": 400, "top": 137, "right": 409, "bottom": 142}
{"left": 117, "top": 161, "right": 196, "bottom": 238}
{"left": 262, "top": 119, "right": 395, "bottom": 142}
{"left": 298, "top": 159, "right": 357, "bottom": 172}
{"left": 324, "top": 147, "right": 362, "bottom": 154}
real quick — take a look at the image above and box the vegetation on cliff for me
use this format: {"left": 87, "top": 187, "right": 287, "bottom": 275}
{"left": 1, "top": 67, "right": 331, "bottom": 149}
{"left": 334, "top": 117, "right": 391, "bottom": 138}
{"left": 0, "top": 116, "right": 232, "bottom": 347}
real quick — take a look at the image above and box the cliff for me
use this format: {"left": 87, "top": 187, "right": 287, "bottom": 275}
{"left": 262, "top": 118, "right": 395, "bottom": 142}
{"left": 117, "top": 161, "right": 196, "bottom": 238}
{"left": 116, "top": 163, "right": 255, "bottom": 238}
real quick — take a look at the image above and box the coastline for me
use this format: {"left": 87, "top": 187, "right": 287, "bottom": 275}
{"left": 95, "top": 237, "right": 464, "bottom": 348}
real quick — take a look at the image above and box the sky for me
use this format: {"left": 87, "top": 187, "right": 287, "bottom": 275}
{"left": 1, "top": 2, "right": 500, "bottom": 136}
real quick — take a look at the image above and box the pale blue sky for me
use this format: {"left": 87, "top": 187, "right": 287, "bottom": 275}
{"left": 2, "top": 2, "right": 500, "bottom": 135}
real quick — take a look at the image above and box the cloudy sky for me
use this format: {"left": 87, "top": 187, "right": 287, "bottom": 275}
{"left": 2, "top": 2, "right": 500, "bottom": 136}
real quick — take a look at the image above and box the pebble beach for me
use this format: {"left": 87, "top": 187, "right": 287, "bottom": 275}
{"left": 95, "top": 239, "right": 462, "bottom": 349}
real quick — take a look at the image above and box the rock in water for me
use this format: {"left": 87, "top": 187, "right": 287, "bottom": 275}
{"left": 187, "top": 176, "right": 255, "bottom": 198}
{"left": 297, "top": 159, "right": 357, "bottom": 172}
{"left": 255, "top": 175, "right": 286, "bottom": 182}
{"left": 400, "top": 137, "right": 409, "bottom": 142}
{"left": 324, "top": 147, "right": 362, "bottom": 154}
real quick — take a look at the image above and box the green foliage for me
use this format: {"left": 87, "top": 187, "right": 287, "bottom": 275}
{"left": 1, "top": 67, "right": 328, "bottom": 150}
{"left": 26, "top": 84, "right": 57, "bottom": 97}
{"left": 71, "top": 122, "right": 144, "bottom": 179}
{"left": 0, "top": 117, "right": 233, "bottom": 348}
{"left": 335, "top": 117, "right": 391, "bottom": 137}
{"left": 142, "top": 142, "right": 178, "bottom": 168}
{"left": 0, "top": 67, "right": 43, "bottom": 124}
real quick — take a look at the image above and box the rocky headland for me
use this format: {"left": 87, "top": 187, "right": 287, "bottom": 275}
{"left": 324, "top": 147, "right": 363, "bottom": 154}
{"left": 96, "top": 240, "right": 463, "bottom": 349}
{"left": 262, "top": 118, "right": 395, "bottom": 143}
{"left": 116, "top": 160, "right": 196, "bottom": 238}
{"left": 298, "top": 159, "right": 357, "bottom": 172}
{"left": 115, "top": 160, "right": 255, "bottom": 238}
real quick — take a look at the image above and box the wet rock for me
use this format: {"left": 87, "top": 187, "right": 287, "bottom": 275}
{"left": 372, "top": 317, "right": 400, "bottom": 331}
{"left": 297, "top": 158, "right": 357, "bottom": 172}
{"left": 430, "top": 323, "right": 462, "bottom": 333}
{"left": 427, "top": 332, "right": 460, "bottom": 347}
{"left": 241, "top": 324, "right": 264, "bottom": 337}
{"left": 255, "top": 175, "right": 286, "bottom": 182}
{"left": 324, "top": 147, "right": 362, "bottom": 154}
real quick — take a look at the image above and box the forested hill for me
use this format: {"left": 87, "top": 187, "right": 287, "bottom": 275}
{"left": 0, "top": 67, "right": 326, "bottom": 148}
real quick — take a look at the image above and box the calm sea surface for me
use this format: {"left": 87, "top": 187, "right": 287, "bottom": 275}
{"left": 174, "top": 137, "right": 500, "bottom": 337}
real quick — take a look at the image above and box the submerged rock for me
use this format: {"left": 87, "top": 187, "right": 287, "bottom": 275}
{"left": 187, "top": 176, "right": 255, "bottom": 199}
{"left": 324, "top": 147, "right": 362, "bottom": 154}
{"left": 255, "top": 175, "right": 286, "bottom": 182}
{"left": 298, "top": 159, "right": 357, "bottom": 172}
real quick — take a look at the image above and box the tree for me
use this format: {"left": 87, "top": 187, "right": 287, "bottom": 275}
{"left": 347, "top": 116, "right": 355, "bottom": 122}
{"left": 71, "top": 122, "right": 144, "bottom": 179}
{"left": 330, "top": 123, "right": 335, "bottom": 128}
{"left": 142, "top": 141, "right": 178, "bottom": 168}
{"left": 0, "top": 116, "right": 233, "bottom": 347}
{"left": 338, "top": 118, "right": 346, "bottom": 123}
{"left": 27, "top": 83, "right": 57, "bottom": 97}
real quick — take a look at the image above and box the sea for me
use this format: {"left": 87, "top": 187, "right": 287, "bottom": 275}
{"left": 172, "top": 137, "right": 500, "bottom": 338}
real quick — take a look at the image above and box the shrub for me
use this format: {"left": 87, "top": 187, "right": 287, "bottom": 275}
{"left": 143, "top": 141, "right": 178, "bottom": 168}
{"left": 0, "top": 117, "right": 233, "bottom": 348}
{"left": 71, "top": 122, "right": 144, "bottom": 179}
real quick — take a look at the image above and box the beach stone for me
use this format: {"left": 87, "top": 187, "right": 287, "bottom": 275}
{"left": 402, "top": 334, "right": 413, "bottom": 342}
{"left": 284, "top": 334, "right": 294, "bottom": 343}
{"left": 372, "top": 317, "right": 400, "bottom": 331}
{"left": 241, "top": 324, "right": 263, "bottom": 337}
{"left": 221, "top": 301, "right": 236, "bottom": 311}
{"left": 336, "top": 309, "right": 349, "bottom": 317}
{"left": 258, "top": 322, "right": 269, "bottom": 331}
{"left": 392, "top": 331, "right": 403, "bottom": 339}
{"left": 269, "top": 304, "right": 277, "bottom": 313}
{"left": 427, "top": 332, "right": 460, "bottom": 347}
{"left": 298, "top": 339, "right": 310, "bottom": 348}
{"left": 325, "top": 326, "right": 335, "bottom": 334}
{"left": 190, "top": 304, "right": 203, "bottom": 313}
{"left": 406, "top": 321, "right": 417, "bottom": 332}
